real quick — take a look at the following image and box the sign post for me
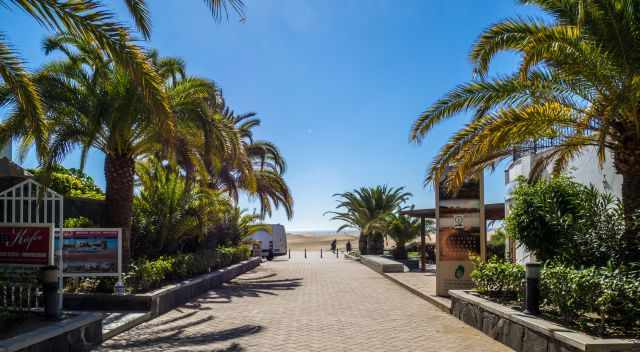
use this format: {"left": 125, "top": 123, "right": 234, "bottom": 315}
{"left": 435, "top": 172, "right": 485, "bottom": 297}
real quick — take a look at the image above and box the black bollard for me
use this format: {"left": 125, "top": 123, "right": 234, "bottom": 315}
{"left": 40, "top": 266, "right": 61, "bottom": 320}
{"left": 304, "top": 248, "right": 307, "bottom": 258}
{"left": 525, "top": 263, "right": 542, "bottom": 315}
{"left": 336, "top": 248, "right": 339, "bottom": 258}
{"left": 288, "top": 248, "right": 291, "bottom": 259}
{"left": 320, "top": 248, "right": 323, "bottom": 258}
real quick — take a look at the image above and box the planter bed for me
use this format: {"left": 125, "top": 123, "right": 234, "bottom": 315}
{"left": 64, "top": 257, "right": 261, "bottom": 316}
{"left": 449, "top": 290, "right": 640, "bottom": 352}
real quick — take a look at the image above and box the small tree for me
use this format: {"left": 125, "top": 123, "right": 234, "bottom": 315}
{"left": 383, "top": 213, "right": 426, "bottom": 260}
{"left": 506, "top": 176, "right": 627, "bottom": 267}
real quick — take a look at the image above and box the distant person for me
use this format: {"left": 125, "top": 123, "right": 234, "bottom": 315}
{"left": 330, "top": 239, "right": 337, "bottom": 252}
{"left": 346, "top": 240, "right": 352, "bottom": 253}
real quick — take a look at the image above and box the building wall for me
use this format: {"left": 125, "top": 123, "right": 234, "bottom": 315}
{"left": 504, "top": 146, "right": 622, "bottom": 264}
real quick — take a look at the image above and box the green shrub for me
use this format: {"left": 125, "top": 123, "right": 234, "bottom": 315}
{"left": 63, "top": 216, "right": 95, "bottom": 228}
{"left": 123, "top": 246, "right": 250, "bottom": 293}
{"left": 541, "top": 263, "right": 640, "bottom": 329}
{"left": 506, "top": 177, "right": 626, "bottom": 267}
{"left": 471, "top": 256, "right": 525, "bottom": 300}
{"left": 28, "top": 165, "right": 104, "bottom": 200}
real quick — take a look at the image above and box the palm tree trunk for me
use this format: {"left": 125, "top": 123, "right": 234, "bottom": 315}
{"left": 105, "top": 154, "right": 135, "bottom": 268}
{"left": 367, "top": 232, "right": 384, "bottom": 255}
{"left": 620, "top": 173, "right": 640, "bottom": 263}
{"left": 358, "top": 233, "right": 368, "bottom": 255}
{"left": 615, "top": 147, "right": 640, "bottom": 263}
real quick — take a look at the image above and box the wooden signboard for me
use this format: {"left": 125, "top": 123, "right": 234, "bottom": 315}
{"left": 435, "top": 173, "right": 485, "bottom": 296}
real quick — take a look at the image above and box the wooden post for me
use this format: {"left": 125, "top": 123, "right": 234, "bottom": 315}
{"left": 420, "top": 216, "right": 426, "bottom": 272}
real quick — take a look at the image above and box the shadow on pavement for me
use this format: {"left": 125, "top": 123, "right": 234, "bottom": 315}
{"left": 211, "top": 343, "right": 244, "bottom": 352}
{"left": 199, "top": 277, "right": 303, "bottom": 304}
{"left": 103, "top": 324, "right": 262, "bottom": 350}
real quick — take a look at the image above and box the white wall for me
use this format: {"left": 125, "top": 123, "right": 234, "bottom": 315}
{"left": 504, "top": 146, "right": 622, "bottom": 264}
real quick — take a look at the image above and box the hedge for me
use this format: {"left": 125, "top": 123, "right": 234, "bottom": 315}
{"left": 124, "top": 245, "right": 251, "bottom": 293}
{"left": 471, "top": 261, "right": 640, "bottom": 334}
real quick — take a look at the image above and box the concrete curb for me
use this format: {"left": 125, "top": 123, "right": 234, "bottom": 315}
{"left": 381, "top": 273, "right": 451, "bottom": 314}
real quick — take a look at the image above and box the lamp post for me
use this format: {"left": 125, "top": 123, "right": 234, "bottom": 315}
{"left": 525, "top": 263, "right": 541, "bottom": 315}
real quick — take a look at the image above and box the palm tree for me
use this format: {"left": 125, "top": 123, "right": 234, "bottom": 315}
{"left": 153, "top": 62, "right": 293, "bottom": 220}
{"left": 212, "top": 207, "right": 270, "bottom": 248}
{"left": 133, "top": 157, "right": 230, "bottom": 256}
{"left": 410, "top": 0, "right": 640, "bottom": 263}
{"left": 326, "top": 185, "right": 411, "bottom": 255}
{"left": 382, "top": 212, "right": 425, "bottom": 260}
{"left": 0, "top": 0, "right": 173, "bottom": 162}
{"left": 22, "top": 37, "right": 172, "bottom": 264}
{"left": 205, "top": 108, "right": 293, "bottom": 220}
{"left": 0, "top": 0, "right": 245, "bottom": 165}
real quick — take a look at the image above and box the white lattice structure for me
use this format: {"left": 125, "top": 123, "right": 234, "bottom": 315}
{"left": 0, "top": 178, "right": 64, "bottom": 227}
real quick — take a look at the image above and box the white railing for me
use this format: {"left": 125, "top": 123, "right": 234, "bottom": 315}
{"left": 0, "top": 282, "right": 42, "bottom": 311}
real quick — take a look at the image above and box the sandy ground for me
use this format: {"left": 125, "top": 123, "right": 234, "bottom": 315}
{"left": 286, "top": 233, "right": 405, "bottom": 251}
{"left": 287, "top": 234, "right": 358, "bottom": 251}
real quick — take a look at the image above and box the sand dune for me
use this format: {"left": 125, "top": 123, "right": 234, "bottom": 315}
{"left": 287, "top": 234, "right": 357, "bottom": 251}
{"left": 286, "top": 233, "right": 407, "bottom": 251}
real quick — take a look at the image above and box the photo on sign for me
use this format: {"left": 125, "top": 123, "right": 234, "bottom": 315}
{"left": 56, "top": 229, "right": 121, "bottom": 275}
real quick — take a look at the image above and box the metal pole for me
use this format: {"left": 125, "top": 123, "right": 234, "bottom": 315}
{"left": 420, "top": 217, "right": 426, "bottom": 272}
{"left": 525, "top": 263, "right": 541, "bottom": 315}
{"left": 288, "top": 248, "right": 291, "bottom": 259}
{"left": 304, "top": 248, "right": 307, "bottom": 259}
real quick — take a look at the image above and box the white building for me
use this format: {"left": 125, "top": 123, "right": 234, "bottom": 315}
{"left": 504, "top": 146, "right": 622, "bottom": 264}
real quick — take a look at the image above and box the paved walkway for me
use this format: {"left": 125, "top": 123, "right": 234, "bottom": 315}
{"left": 98, "top": 252, "right": 511, "bottom": 351}
{"left": 385, "top": 267, "right": 453, "bottom": 312}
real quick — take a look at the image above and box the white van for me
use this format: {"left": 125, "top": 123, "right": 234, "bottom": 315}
{"left": 248, "top": 224, "right": 287, "bottom": 259}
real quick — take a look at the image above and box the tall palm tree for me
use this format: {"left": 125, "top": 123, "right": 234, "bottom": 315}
{"left": 0, "top": 0, "right": 244, "bottom": 164}
{"left": 148, "top": 52, "right": 293, "bottom": 221}
{"left": 410, "top": 0, "right": 640, "bottom": 263}
{"left": 0, "top": 0, "right": 172, "bottom": 162}
{"left": 326, "top": 185, "right": 411, "bottom": 255}
{"left": 23, "top": 37, "right": 173, "bottom": 264}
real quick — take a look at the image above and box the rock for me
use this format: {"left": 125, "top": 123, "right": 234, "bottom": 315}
{"left": 452, "top": 299, "right": 464, "bottom": 319}
{"left": 522, "top": 329, "right": 548, "bottom": 352}
{"left": 482, "top": 311, "right": 499, "bottom": 338}
{"left": 504, "top": 321, "right": 524, "bottom": 351}
{"left": 461, "top": 304, "right": 481, "bottom": 329}
{"left": 548, "top": 341, "right": 580, "bottom": 352}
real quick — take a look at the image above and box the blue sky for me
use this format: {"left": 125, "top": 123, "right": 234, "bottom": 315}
{"left": 2, "top": 1, "right": 542, "bottom": 231}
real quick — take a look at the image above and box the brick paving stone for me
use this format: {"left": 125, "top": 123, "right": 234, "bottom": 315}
{"left": 97, "top": 252, "right": 512, "bottom": 351}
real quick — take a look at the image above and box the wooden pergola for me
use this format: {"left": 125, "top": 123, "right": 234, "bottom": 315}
{"left": 400, "top": 203, "right": 505, "bottom": 272}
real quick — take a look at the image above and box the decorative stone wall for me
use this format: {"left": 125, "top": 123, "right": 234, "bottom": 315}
{"left": 451, "top": 295, "right": 580, "bottom": 352}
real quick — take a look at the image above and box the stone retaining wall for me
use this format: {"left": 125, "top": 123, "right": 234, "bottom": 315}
{"left": 360, "top": 255, "right": 405, "bottom": 273}
{"left": 449, "top": 290, "right": 640, "bottom": 352}
{"left": 0, "top": 313, "right": 103, "bottom": 352}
